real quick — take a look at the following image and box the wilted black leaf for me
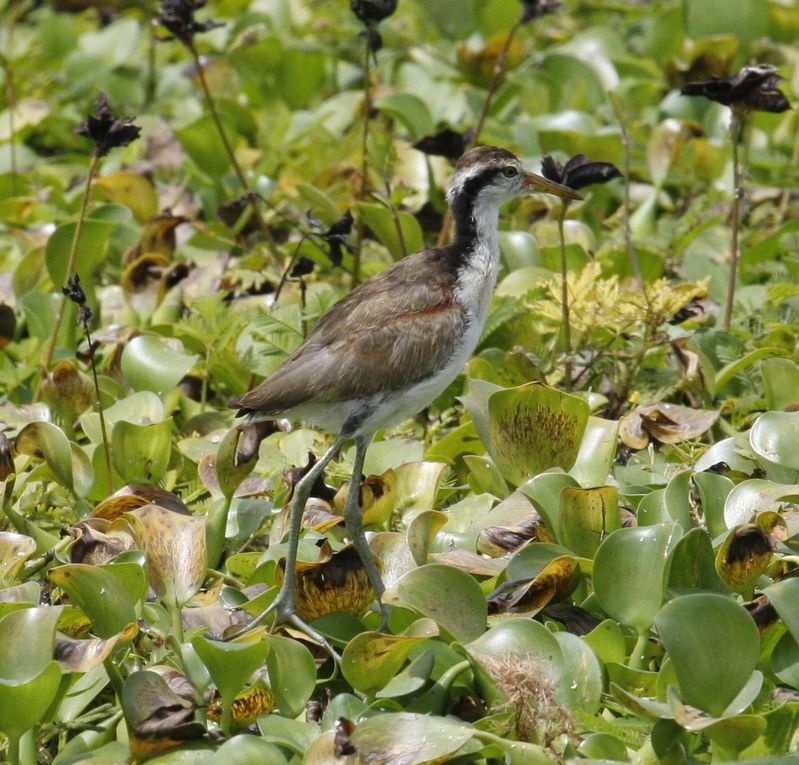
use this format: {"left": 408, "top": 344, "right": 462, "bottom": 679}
{"left": 413, "top": 127, "right": 475, "bottom": 160}
{"left": 75, "top": 92, "right": 141, "bottom": 157}
{"left": 62, "top": 273, "right": 92, "bottom": 328}
{"left": 541, "top": 153, "right": 621, "bottom": 190}
{"left": 350, "top": 0, "right": 397, "bottom": 24}
{"left": 321, "top": 210, "right": 354, "bottom": 266}
{"left": 157, "top": 0, "right": 224, "bottom": 47}
{"left": 681, "top": 63, "right": 790, "bottom": 113}
{"left": 520, "top": 0, "right": 562, "bottom": 23}
{"left": 350, "top": 0, "right": 397, "bottom": 52}
{"left": 333, "top": 717, "right": 357, "bottom": 757}
{"left": 0, "top": 303, "right": 16, "bottom": 349}
{"left": 290, "top": 256, "right": 315, "bottom": 278}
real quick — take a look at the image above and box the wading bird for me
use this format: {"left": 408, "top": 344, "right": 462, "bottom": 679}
{"left": 233, "top": 145, "right": 580, "bottom": 640}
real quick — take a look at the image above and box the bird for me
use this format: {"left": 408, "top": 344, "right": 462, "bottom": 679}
{"left": 231, "top": 145, "right": 580, "bottom": 642}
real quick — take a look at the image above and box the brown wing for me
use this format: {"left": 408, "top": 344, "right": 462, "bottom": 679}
{"left": 233, "top": 248, "right": 466, "bottom": 415}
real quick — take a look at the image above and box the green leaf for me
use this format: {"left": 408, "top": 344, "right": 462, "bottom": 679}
{"left": 0, "top": 606, "right": 61, "bottom": 681}
{"left": 655, "top": 593, "right": 760, "bottom": 716}
{"left": 111, "top": 418, "right": 173, "bottom": 484}
{"left": 762, "top": 578, "right": 799, "bottom": 644}
{"left": 45, "top": 219, "right": 118, "bottom": 288}
{"left": 261, "top": 635, "right": 316, "bottom": 719}
{"left": 341, "top": 629, "right": 434, "bottom": 694}
{"left": 569, "top": 415, "right": 619, "bottom": 487}
{"left": 593, "top": 523, "right": 682, "bottom": 633}
{"left": 559, "top": 485, "right": 620, "bottom": 558}
{"left": 191, "top": 636, "right": 269, "bottom": 734}
{"left": 356, "top": 202, "right": 424, "bottom": 262}
{"left": 121, "top": 335, "right": 199, "bottom": 394}
{"left": 350, "top": 712, "right": 476, "bottom": 765}
{"left": 488, "top": 383, "right": 590, "bottom": 485}
{"left": 761, "top": 358, "right": 799, "bottom": 411}
{"left": 0, "top": 661, "right": 62, "bottom": 738}
{"left": 203, "top": 735, "right": 287, "bottom": 765}
{"left": 49, "top": 564, "right": 135, "bottom": 639}
{"left": 374, "top": 94, "right": 434, "bottom": 141}
{"left": 385, "top": 564, "right": 487, "bottom": 642}
{"left": 750, "top": 411, "right": 799, "bottom": 472}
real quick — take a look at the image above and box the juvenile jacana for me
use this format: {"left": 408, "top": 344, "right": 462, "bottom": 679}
{"left": 233, "top": 145, "right": 580, "bottom": 639}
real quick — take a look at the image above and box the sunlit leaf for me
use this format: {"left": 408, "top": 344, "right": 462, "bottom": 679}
{"left": 655, "top": 593, "right": 760, "bottom": 716}
{"left": 488, "top": 383, "right": 590, "bottom": 485}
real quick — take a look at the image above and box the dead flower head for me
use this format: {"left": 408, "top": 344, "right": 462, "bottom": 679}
{"left": 541, "top": 153, "right": 621, "bottom": 191}
{"left": 156, "top": 0, "right": 224, "bottom": 47}
{"left": 681, "top": 63, "right": 790, "bottom": 114}
{"left": 520, "top": 0, "right": 562, "bottom": 23}
{"left": 75, "top": 92, "right": 141, "bottom": 157}
{"left": 350, "top": 0, "right": 398, "bottom": 52}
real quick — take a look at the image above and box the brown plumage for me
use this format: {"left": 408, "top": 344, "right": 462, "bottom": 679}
{"left": 233, "top": 248, "right": 465, "bottom": 413}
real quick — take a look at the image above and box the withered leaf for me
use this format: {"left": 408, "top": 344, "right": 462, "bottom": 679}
{"left": 0, "top": 304, "right": 15, "bottom": 349}
{"left": 156, "top": 0, "right": 224, "bottom": 47}
{"left": 541, "top": 153, "right": 621, "bottom": 191}
{"left": 619, "top": 403, "right": 719, "bottom": 449}
{"left": 520, "top": 0, "right": 562, "bottom": 23}
{"left": 276, "top": 544, "right": 375, "bottom": 621}
{"left": 75, "top": 92, "right": 141, "bottom": 157}
{"left": 413, "top": 128, "right": 475, "bottom": 160}
{"left": 334, "top": 717, "right": 358, "bottom": 757}
{"left": 681, "top": 63, "right": 790, "bottom": 113}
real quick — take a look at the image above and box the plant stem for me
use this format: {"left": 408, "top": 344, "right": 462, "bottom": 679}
{"left": 629, "top": 631, "right": 650, "bottom": 670}
{"left": 77, "top": 316, "right": 114, "bottom": 491}
{"left": 188, "top": 44, "right": 276, "bottom": 257}
{"left": 471, "top": 15, "right": 523, "bottom": 150}
{"left": 353, "top": 34, "right": 373, "bottom": 286}
{"left": 6, "top": 731, "right": 20, "bottom": 765}
{"left": 723, "top": 110, "right": 743, "bottom": 331}
{"left": 609, "top": 91, "right": 644, "bottom": 290}
{"left": 39, "top": 150, "right": 101, "bottom": 382}
{"left": 557, "top": 202, "right": 573, "bottom": 390}
{"left": 385, "top": 179, "right": 408, "bottom": 259}
{"left": 435, "top": 14, "right": 523, "bottom": 247}
{"left": 2, "top": 4, "right": 20, "bottom": 196}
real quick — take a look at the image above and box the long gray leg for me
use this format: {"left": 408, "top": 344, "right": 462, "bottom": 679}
{"left": 235, "top": 433, "right": 347, "bottom": 642}
{"left": 342, "top": 434, "right": 389, "bottom": 629}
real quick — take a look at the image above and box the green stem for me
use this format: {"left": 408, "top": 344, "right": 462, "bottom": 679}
{"left": 385, "top": 179, "right": 408, "bottom": 259}
{"left": 39, "top": 150, "right": 101, "bottom": 384}
{"left": 557, "top": 202, "right": 573, "bottom": 390}
{"left": 103, "top": 656, "right": 125, "bottom": 702}
{"left": 436, "top": 13, "right": 524, "bottom": 248}
{"left": 629, "top": 630, "right": 650, "bottom": 670}
{"left": 723, "top": 110, "right": 743, "bottom": 331}
{"left": 6, "top": 731, "right": 20, "bottom": 765}
{"left": 220, "top": 703, "right": 232, "bottom": 737}
{"left": 353, "top": 33, "right": 373, "bottom": 286}
{"left": 609, "top": 91, "right": 644, "bottom": 291}
{"left": 470, "top": 15, "right": 523, "bottom": 149}
{"left": 188, "top": 44, "right": 277, "bottom": 259}
{"left": 83, "top": 323, "right": 113, "bottom": 493}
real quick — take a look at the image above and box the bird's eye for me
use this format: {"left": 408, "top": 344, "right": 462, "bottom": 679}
{"left": 502, "top": 166, "right": 518, "bottom": 178}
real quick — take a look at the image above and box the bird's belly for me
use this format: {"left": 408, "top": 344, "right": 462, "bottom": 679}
{"left": 353, "top": 315, "right": 483, "bottom": 435}
{"left": 285, "top": 307, "right": 485, "bottom": 436}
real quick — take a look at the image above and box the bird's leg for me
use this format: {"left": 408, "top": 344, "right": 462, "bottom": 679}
{"left": 343, "top": 433, "right": 389, "bottom": 630}
{"left": 235, "top": 434, "right": 347, "bottom": 645}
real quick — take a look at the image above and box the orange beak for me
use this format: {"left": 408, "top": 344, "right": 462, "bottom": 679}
{"left": 522, "top": 171, "right": 583, "bottom": 201}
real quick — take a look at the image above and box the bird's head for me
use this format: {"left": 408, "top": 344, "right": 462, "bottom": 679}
{"left": 446, "top": 145, "right": 581, "bottom": 207}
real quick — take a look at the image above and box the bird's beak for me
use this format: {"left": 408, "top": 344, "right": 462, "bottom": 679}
{"left": 522, "top": 172, "right": 583, "bottom": 201}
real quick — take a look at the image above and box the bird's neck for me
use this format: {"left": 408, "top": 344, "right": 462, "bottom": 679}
{"left": 450, "top": 193, "right": 501, "bottom": 274}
